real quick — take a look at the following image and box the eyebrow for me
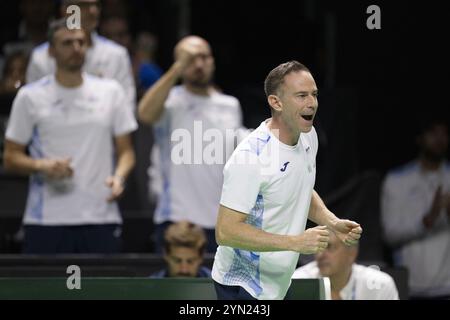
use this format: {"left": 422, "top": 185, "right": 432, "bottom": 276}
{"left": 294, "top": 90, "right": 319, "bottom": 95}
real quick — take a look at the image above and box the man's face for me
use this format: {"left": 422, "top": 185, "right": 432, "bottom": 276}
{"left": 180, "top": 40, "right": 215, "bottom": 88}
{"left": 419, "top": 124, "right": 448, "bottom": 162}
{"left": 50, "top": 29, "right": 87, "bottom": 72}
{"left": 316, "top": 233, "right": 357, "bottom": 278}
{"left": 277, "top": 70, "right": 319, "bottom": 134}
{"left": 64, "top": 0, "right": 101, "bottom": 33}
{"left": 100, "top": 17, "right": 131, "bottom": 50}
{"left": 164, "top": 246, "right": 203, "bottom": 277}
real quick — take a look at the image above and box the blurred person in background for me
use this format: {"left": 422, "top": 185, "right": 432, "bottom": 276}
{"left": 26, "top": 0, "right": 136, "bottom": 109}
{"left": 3, "top": 19, "right": 137, "bottom": 254}
{"left": 151, "top": 221, "right": 211, "bottom": 278}
{"left": 0, "top": 52, "right": 28, "bottom": 95}
{"left": 132, "top": 32, "right": 162, "bottom": 97}
{"left": 1, "top": 0, "right": 55, "bottom": 79}
{"left": 2, "top": 0, "right": 55, "bottom": 56}
{"left": 381, "top": 117, "right": 450, "bottom": 299}
{"left": 138, "top": 35, "right": 244, "bottom": 253}
{"left": 99, "top": 16, "right": 162, "bottom": 97}
{"left": 99, "top": 15, "right": 132, "bottom": 52}
{"left": 293, "top": 231, "right": 399, "bottom": 300}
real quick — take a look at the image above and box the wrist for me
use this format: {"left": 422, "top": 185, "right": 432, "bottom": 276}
{"left": 171, "top": 61, "right": 185, "bottom": 77}
{"left": 114, "top": 174, "right": 126, "bottom": 186}
{"left": 285, "top": 235, "right": 296, "bottom": 251}
{"left": 33, "top": 159, "right": 44, "bottom": 174}
{"left": 325, "top": 212, "right": 339, "bottom": 230}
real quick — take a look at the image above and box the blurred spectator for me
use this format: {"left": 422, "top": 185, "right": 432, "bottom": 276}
{"left": 99, "top": 16, "right": 162, "bottom": 98}
{"left": 99, "top": 15, "right": 132, "bottom": 51}
{"left": 2, "top": 0, "right": 55, "bottom": 57}
{"left": 26, "top": 0, "right": 136, "bottom": 109}
{"left": 133, "top": 32, "right": 163, "bottom": 97}
{"left": 293, "top": 232, "right": 399, "bottom": 300}
{"left": 3, "top": 19, "right": 137, "bottom": 254}
{"left": 138, "top": 35, "right": 244, "bottom": 253}
{"left": 0, "top": 52, "right": 28, "bottom": 95}
{"left": 151, "top": 221, "right": 211, "bottom": 278}
{"left": 100, "top": 0, "right": 129, "bottom": 20}
{"left": 381, "top": 118, "right": 450, "bottom": 299}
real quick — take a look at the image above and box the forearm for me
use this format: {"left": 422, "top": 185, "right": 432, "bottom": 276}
{"left": 4, "top": 150, "right": 40, "bottom": 176}
{"left": 308, "top": 190, "right": 338, "bottom": 228}
{"left": 217, "top": 223, "right": 295, "bottom": 252}
{"left": 137, "top": 62, "right": 183, "bottom": 124}
{"left": 113, "top": 148, "right": 135, "bottom": 181}
{"left": 216, "top": 212, "right": 295, "bottom": 252}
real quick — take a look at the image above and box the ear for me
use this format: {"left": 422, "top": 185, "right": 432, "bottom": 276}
{"left": 268, "top": 95, "right": 282, "bottom": 113}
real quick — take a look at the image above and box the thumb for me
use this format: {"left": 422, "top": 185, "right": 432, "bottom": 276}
{"left": 344, "top": 220, "right": 360, "bottom": 228}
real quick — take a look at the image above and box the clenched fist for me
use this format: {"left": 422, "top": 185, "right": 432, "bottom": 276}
{"left": 293, "top": 226, "right": 330, "bottom": 254}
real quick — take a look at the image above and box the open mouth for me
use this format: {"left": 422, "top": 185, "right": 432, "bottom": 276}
{"left": 301, "top": 115, "right": 314, "bottom": 121}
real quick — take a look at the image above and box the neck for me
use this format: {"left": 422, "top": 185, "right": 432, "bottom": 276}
{"left": 330, "top": 268, "right": 352, "bottom": 294}
{"left": 184, "top": 83, "right": 212, "bottom": 96}
{"left": 55, "top": 69, "right": 83, "bottom": 88}
{"left": 419, "top": 156, "right": 443, "bottom": 172}
{"left": 267, "top": 117, "right": 299, "bottom": 146}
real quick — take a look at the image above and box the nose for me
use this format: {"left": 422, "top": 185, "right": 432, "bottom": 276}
{"left": 306, "top": 94, "right": 317, "bottom": 106}
{"left": 194, "top": 56, "right": 205, "bottom": 69}
{"left": 73, "top": 41, "right": 82, "bottom": 52}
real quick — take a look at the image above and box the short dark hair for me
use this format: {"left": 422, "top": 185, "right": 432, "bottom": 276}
{"left": 264, "top": 60, "right": 310, "bottom": 98}
{"left": 416, "top": 116, "right": 448, "bottom": 137}
{"left": 47, "top": 18, "right": 85, "bottom": 45}
{"left": 48, "top": 18, "right": 69, "bottom": 44}
{"left": 163, "top": 221, "right": 207, "bottom": 256}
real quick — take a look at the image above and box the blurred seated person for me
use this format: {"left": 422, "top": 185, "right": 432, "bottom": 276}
{"left": 292, "top": 231, "right": 399, "bottom": 300}
{"left": 381, "top": 118, "right": 450, "bottom": 299}
{"left": 0, "top": 52, "right": 28, "bottom": 95}
{"left": 151, "top": 221, "right": 211, "bottom": 278}
{"left": 99, "top": 16, "right": 161, "bottom": 97}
